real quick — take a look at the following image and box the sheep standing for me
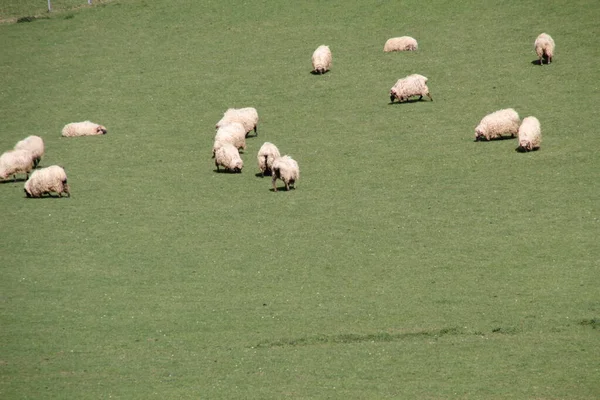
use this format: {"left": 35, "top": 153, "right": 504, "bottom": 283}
{"left": 212, "top": 122, "right": 247, "bottom": 157}
{"left": 535, "top": 33, "right": 555, "bottom": 65}
{"left": 518, "top": 116, "right": 542, "bottom": 151}
{"left": 14, "top": 135, "right": 44, "bottom": 168}
{"left": 215, "top": 143, "right": 243, "bottom": 173}
{"left": 272, "top": 155, "right": 299, "bottom": 192}
{"left": 474, "top": 108, "right": 521, "bottom": 141}
{"left": 311, "top": 45, "right": 332, "bottom": 74}
{"left": 390, "top": 74, "right": 432, "bottom": 103}
{"left": 384, "top": 36, "right": 418, "bottom": 52}
{"left": 215, "top": 108, "right": 259, "bottom": 137}
{"left": 24, "top": 165, "right": 70, "bottom": 198}
{"left": 61, "top": 121, "right": 107, "bottom": 137}
{"left": 0, "top": 149, "right": 35, "bottom": 181}
{"left": 257, "top": 142, "right": 281, "bottom": 177}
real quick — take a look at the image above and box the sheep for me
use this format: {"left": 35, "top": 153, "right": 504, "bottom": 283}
{"left": 212, "top": 122, "right": 247, "bottom": 157}
{"left": 61, "top": 121, "right": 107, "bottom": 137}
{"left": 474, "top": 108, "right": 521, "bottom": 141}
{"left": 384, "top": 36, "right": 418, "bottom": 52}
{"left": 215, "top": 108, "right": 259, "bottom": 137}
{"left": 271, "top": 155, "right": 299, "bottom": 192}
{"left": 14, "top": 135, "right": 44, "bottom": 168}
{"left": 24, "top": 165, "right": 70, "bottom": 198}
{"left": 257, "top": 142, "right": 281, "bottom": 177}
{"left": 535, "top": 33, "right": 555, "bottom": 65}
{"left": 517, "top": 116, "right": 542, "bottom": 151}
{"left": 0, "top": 149, "right": 35, "bottom": 181}
{"left": 214, "top": 142, "right": 243, "bottom": 173}
{"left": 390, "top": 74, "right": 432, "bottom": 103}
{"left": 311, "top": 45, "right": 332, "bottom": 74}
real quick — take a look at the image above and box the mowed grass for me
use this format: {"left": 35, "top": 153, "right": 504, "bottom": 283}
{"left": 1, "top": 0, "right": 599, "bottom": 398}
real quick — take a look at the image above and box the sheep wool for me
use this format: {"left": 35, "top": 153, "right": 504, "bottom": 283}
{"left": 474, "top": 108, "right": 521, "bottom": 141}
{"left": 257, "top": 142, "right": 281, "bottom": 176}
{"left": 215, "top": 142, "right": 243, "bottom": 173}
{"left": 61, "top": 121, "right": 107, "bottom": 137}
{"left": 0, "top": 149, "right": 35, "bottom": 181}
{"left": 215, "top": 108, "right": 259, "bottom": 137}
{"left": 24, "top": 165, "right": 70, "bottom": 198}
{"left": 312, "top": 45, "right": 332, "bottom": 74}
{"left": 390, "top": 74, "right": 432, "bottom": 103}
{"left": 518, "top": 116, "right": 542, "bottom": 151}
{"left": 212, "top": 122, "right": 247, "bottom": 157}
{"left": 384, "top": 36, "right": 418, "bottom": 52}
{"left": 535, "top": 33, "right": 555, "bottom": 65}
{"left": 14, "top": 135, "right": 44, "bottom": 168}
{"left": 272, "top": 155, "right": 299, "bottom": 192}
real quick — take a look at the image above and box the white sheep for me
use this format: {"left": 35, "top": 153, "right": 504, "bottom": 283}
{"left": 215, "top": 108, "right": 259, "bottom": 137}
{"left": 384, "top": 36, "right": 418, "bottom": 52}
{"left": 271, "top": 155, "right": 299, "bottom": 192}
{"left": 474, "top": 108, "right": 521, "bottom": 141}
{"left": 212, "top": 122, "right": 247, "bottom": 157}
{"left": 311, "top": 45, "right": 332, "bottom": 74}
{"left": 14, "top": 135, "right": 44, "bottom": 168}
{"left": 518, "top": 116, "right": 542, "bottom": 151}
{"left": 0, "top": 149, "right": 35, "bottom": 181}
{"left": 24, "top": 165, "right": 70, "bottom": 198}
{"left": 61, "top": 121, "right": 107, "bottom": 137}
{"left": 257, "top": 142, "right": 281, "bottom": 177}
{"left": 215, "top": 142, "right": 243, "bottom": 173}
{"left": 390, "top": 74, "right": 432, "bottom": 103}
{"left": 535, "top": 33, "right": 555, "bottom": 65}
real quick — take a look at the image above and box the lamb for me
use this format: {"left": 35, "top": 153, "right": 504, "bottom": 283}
{"left": 24, "top": 165, "right": 70, "bottom": 198}
{"left": 390, "top": 74, "right": 433, "bottom": 103}
{"left": 215, "top": 108, "right": 259, "bottom": 137}
{"left": 517, "top": 116, "right": 542, "bottom": 151}
{"left": 311, "top": 45, "right": 332, "bottom": 74}
{"left": 61, "top": 121, "right": 107, "bottom": 137}
{"left": 384, "top": 36, "right": 418, "bottom": 52}
{"left": 474, "top": 108, "right": 521, "bottom": 141}
{"left": 212, "top": 122, "right": 247, "bottom": 157}
{"left": 214, "top": 142, "right": 243, "bottom": 173}
{"left": 271, "top": 155, "right": 299, "bottom": 192}
{"left": 0, "top": 149, "right": 35, "bottom": 181}
{"left": 535, "top": 33, "right": 555, "bottom": 65}
{"left": 14, "top": 135, "right": 44, "bottom": 168}
{"left": 257, "top": 142, "right": 281, "bottom": 177}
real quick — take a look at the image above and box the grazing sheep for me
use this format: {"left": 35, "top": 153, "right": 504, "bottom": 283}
{"left": 215, "top": 142, "right": 243, "bottom": 173}
{"left": 535, "top": 33, "right": 555, "bottom": 65}
{"left": 311, "top": 45, "right": 332, "bottom": 74}
{"left": 14, "top": 135, "right": 44, "bottom": 168}
{"left": 61, "top": 121, "right": 107, "bottom": 137}
{"left": 212, "top": 122, "right": 247, "bottom": 157}
{"left": 390, "top": 74, "right": 432, "bottom": 103}
{"left": 0, "top": 149, "right": 35, "bottom": 181}
{"left": 272, "top": 155, "right": 299, "bottom": 192}
{"left": 215, "top": 108, "right": 259, "bottom": 137}
{"left": 474, "top": 108, "right": 521, "bottom": 141}
{"left": 257, "top": 142, "right": 281, "bottom": 177}
{"left": 384, "top": 36, "right": 418, "bottom": 52}
{"left": 24, "top": 165, "right": 70, "bottom": 198}
{"left": 518, "top": 116, "right": 542, "bottom": 151}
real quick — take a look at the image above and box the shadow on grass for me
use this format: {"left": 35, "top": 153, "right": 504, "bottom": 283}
{"left": 269, "top": 186, "right": 296, "bottom": 192}
{"left": 0, "top": 178, "right": 27, "bottom": 184}
{"left": 310, "top": 70, "right": 330, "bottom": 75}
{"left": 213, "top": 169, "right": 242, "bottom": 174}
{"left": 389, "top": 98, "right": 431, "bottom": 105}
{"left": 474, "top": 136, "right": 518, "bottom": 143}
{"left": 25, "top": 194, "right": 70, "bottom": 199}
{"left": 255, "top": 172, "right": 273, "bottom": 178}
{"left": 515, "top": 146, "right": 540, "bottom": 153}
{"left": 531, "top": 59, "right": 552, "bottom": 66}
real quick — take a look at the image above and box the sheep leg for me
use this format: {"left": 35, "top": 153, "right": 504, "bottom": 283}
{"left": 215, "top": 161, "right": 220, "bottom": 171}
{"left": 254, "top": 125, "right": 258, "bottom": 136}
{"left": 272, "top": 177, "right": 278, "bottom": 192}
{"left": 285, "top": 182, "right": 290, "bottom": 191}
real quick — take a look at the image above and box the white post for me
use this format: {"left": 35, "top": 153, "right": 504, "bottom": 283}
{"left": 88, "top": 0, "right": 92, "bottom": 4}
{"left": 48, "top": 0, "right": 52, "bottom": 12}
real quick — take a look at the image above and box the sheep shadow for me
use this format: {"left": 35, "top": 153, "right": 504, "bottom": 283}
{"left": 24, "top": 194, "right": 70, "bottom": 199}
{"left": 213, "top": 169, "right": 242, "bottom": 174}
{"left": 389, "top": 98, "right": 430, "bottom": 105}
{"left": 0, "top": 178, "right": 27, "bottom": 185}
{"left": 245, "top": 132, "right": 259, "bottom": 138}
{"left": 255, "top": 172, "right": 272, "bottom": 178}
{"left": 531, "top": 59, "right": 551, "bottom": 66}
{"left": 515, "top": 146, "right": 540, "bottom": 153}
{"left": 474, "top": 136, "right": 518, "bottom": 142}
{"left": 269, "top": 186, "right": 297, "bottom": 192}
{"left": 310, "top": 70, "right": 330, "bottom": 75}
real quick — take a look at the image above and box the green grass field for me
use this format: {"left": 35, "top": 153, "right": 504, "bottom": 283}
{"left": 1, "top": 0, "right": 599, "bottom": 398}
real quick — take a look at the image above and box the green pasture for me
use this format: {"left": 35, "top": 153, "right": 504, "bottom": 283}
{"left": 1, "top": 0, "right": 599, "bottom": 398}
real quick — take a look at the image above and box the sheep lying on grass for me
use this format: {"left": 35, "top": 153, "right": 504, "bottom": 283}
{"left": 216, "top": 108, "right": 259, "bottom": 137}
{"left": 257, "top": 142, "right": 281, "bottom": 177}
{"left": 14, "top": 135, "right": 44, "bottom": 168}
{"left": 518, "top": 116, "right": 542, "bottom": 151}
{"left": 61, "top": 121, "right": 107, "bottom": 137}
{"left": 212, "top": 122, "right": 247, "bottom": 157}
{"left": 474, "top": 108, "right": 520, "bottom": 141}
{"left": 390, "top": 74, "right": 432, "bottom": 103}
{"left": 384, "top": 36, "right": 418, "bottom": 52}
{"left": 24, "top": 165, "right": 70, "bottom": 198}
{"left": 312, "top": 45, "right": 332, "bottom": 74}
{"left": 215, "top": 143, "right": 243, "bottom": 173}
{"left": 535, "top": 33, "right": 555, "bottom": 65}
{"left": 272, "top": 155, "right": 299, "bottom": 192}
{"left": 0, "top": 149, "right": 35, "bottom": 181}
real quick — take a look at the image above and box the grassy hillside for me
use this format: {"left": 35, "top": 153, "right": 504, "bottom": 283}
{"left": 1, "top": 0, "right": 599, "bottom": 398}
